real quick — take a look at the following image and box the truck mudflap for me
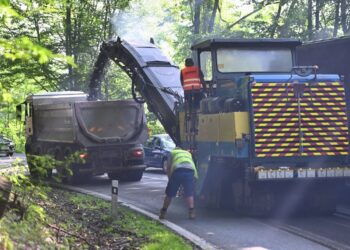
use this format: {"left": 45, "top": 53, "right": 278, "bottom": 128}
{"left": 74, "top": 100, "right": 146, "bottom": 143}
{"left": 88, "top": 38, "right": 183, "bottom": 144}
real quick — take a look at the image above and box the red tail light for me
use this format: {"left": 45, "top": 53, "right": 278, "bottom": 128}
{"left": 131, "top": 148, "right": 144, "bottom": 157}
{"left": 79, "top": 153, "right": 88, "bottom": 159}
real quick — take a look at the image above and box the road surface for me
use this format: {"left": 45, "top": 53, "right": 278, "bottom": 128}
{"left": 3, "top": 155, "right": 350, "bottom": 249}
{"left": 77, "top": 169, "right": 350, "bottom": 250}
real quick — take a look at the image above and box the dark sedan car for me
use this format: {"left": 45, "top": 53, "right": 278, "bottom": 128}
{"left": 0, "top": 136, "right": 15, "bottom": 157}
{"left": 144, "top": 134, "right": 175, "bottom": 172}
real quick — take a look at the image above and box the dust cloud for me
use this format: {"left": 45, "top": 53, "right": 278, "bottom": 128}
{"left": 110, "top": 1, "right": 161, "bottom": 43}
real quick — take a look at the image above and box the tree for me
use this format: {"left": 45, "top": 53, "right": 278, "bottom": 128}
{"left": 0, "top": 0, "right": 131, "bottom": 149}
{"left": 334, "top": 0, "right": 341, "bottom": 37}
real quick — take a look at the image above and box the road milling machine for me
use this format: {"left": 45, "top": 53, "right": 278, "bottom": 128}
{"left": 90, "top": 37, "right": 350, "bottom": 215}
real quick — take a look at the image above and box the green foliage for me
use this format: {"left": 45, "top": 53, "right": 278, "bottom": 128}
{"left": 0, "top": 230, "right": 13, "bottom": 250}
{"left": 0, "top": 154, "right": 85, "bottom": 249}
{"left": 69, "top": 193, "right": 109, "bottom": 210}
{"left": 0, "top": 0, "right": 132, "bottom": 151}
{"left": 27, "top": 152, "right": 85, "bottom": 182}
{"left": 0, "top": 165, "right": 52, "bottom": 248}
{"left": 26, "top": 154, "right": 57, "bottom": 179}
{"left": 146, "top": 111, "right": 165, "bottom": 135}
{"left": 101, "top": 66, "right": 132, "bottom": 100}
{"left": 25, "top": 204, "right": 46, "bottom": 223}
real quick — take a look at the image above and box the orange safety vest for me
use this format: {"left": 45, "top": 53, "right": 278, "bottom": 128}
{"left": 181, "top": 66, "right": 202, "bottom": 92}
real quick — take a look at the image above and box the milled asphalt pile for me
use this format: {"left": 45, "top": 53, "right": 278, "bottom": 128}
{"left": 53, "top": 183, "right": 218, "bottom": 250}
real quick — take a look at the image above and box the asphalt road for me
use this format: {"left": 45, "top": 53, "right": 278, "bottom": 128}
{"left": 76, "top": 169, "right": 348, "bottom": 250}
{"left": 0, "top": 153, "right": 26, "bottom": 169}
{"left": 3, "top": 155, "right": 350, "bottom": 249}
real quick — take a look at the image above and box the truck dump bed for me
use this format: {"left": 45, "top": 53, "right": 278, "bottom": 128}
{"left": 75, "top": 100, "right": 146, "bottom": 145}
{"left": 34, "top": 98, "right": 146, "bottom": 145}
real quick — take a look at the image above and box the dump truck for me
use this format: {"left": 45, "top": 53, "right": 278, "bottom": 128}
{"left": 89, "top": 37, "right": 350, "bottom": 215}
{"left": 23, "top": 91, "right": 148, "bottom": 182}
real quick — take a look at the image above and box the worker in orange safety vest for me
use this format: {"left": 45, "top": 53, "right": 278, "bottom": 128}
{"left": 180, "top": 58, "right": 207, "bottom": 110}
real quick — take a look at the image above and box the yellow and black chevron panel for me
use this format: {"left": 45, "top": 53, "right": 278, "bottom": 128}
{"left": 251, "top": 81, "right": 349, "bottom": 157}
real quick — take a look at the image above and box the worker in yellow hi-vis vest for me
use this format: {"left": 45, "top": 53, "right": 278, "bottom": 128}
{"left": 159, "top": 147, "right": 198, "bottom": 220}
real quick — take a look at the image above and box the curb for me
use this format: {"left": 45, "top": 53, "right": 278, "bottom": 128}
{"left": 52, "top": 183, "right": 218, "bottom": 250}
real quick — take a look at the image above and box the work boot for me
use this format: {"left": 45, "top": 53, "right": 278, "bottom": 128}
{"left": 159, "top": 208, "right": 167, "bottom": 220}
{"left": 189, "top": 208, "right": 196, "bottom": 220}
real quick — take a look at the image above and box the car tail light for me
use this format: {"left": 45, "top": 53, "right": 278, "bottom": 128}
{"left": 79, "top": 153, "right": 88, "bottom": 159}
{"left": 131, "top": 148, "right": 144, "bottom": 158}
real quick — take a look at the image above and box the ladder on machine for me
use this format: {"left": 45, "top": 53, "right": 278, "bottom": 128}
{"left": 184, "top": 93, "right": 198, "bottom": 153}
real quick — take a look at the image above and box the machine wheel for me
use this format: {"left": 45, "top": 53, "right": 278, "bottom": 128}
{"left": 6, "top": 152, "right": 13, "bottom": 157}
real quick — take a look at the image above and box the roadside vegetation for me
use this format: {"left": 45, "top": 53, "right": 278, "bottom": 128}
{"left": 0, "top": 164, "right": 194, "bottom": 249}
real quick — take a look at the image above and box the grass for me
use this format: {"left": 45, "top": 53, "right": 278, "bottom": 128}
{"left": 118, "top": 206, "right": 193, "bottom": 250}
{"left": 67, "top": 192, "right": 193, "bottom": 250}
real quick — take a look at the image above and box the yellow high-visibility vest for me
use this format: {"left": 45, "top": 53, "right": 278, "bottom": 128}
{"left": 170, "top": 148, "right": 198, "bottom": 178}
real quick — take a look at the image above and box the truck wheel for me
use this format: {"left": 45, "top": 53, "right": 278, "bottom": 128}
{"left": 127, "top": 169, "right": 144, "bottom": 182}
{"left": 108, "top": 173, "right": 119, "bottom": 180}
{"left": 108, "top": 170, "right": 144, "bottom": 182}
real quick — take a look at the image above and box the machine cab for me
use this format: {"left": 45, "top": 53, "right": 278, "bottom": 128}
{"left": 191, "top": 38, "right": 301, "bottom": 112}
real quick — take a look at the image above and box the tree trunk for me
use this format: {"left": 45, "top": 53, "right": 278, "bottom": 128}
{"left": 334, "top": 0, "right": 341, "bottom": 37}
{"left": 307, "top": 0, "right": 313, "bottom": 40}
{"left": 226, "top": 1, "right": 275, "bottom": 30}
{"left": 33, "top": 15, "right": 41, "bottom": 43}
{"left": 208, "top": 0, "right": 219, "bottom": 33}
{"left": 65, "top": 0, "right": 74, "bottom": 90}
{"left": 201, "top": 0, "right": 210, "bottom": 33}
{"left": 269, "top": 0, "right": 283, "bottom": 38}
{"left": 315, "top": 0, "right": 320, "bottom": 31}
{"left": 103, "top": 0, "right": 111, "bottom": 39}
{"left": 341, "top": 0, "right": 349, "bottom": 33}
{"left": 193, "top": 0, "right": 202, "bottom": 34}
{"left": 279, "top": 0, "right": 298, "bottom": 37}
